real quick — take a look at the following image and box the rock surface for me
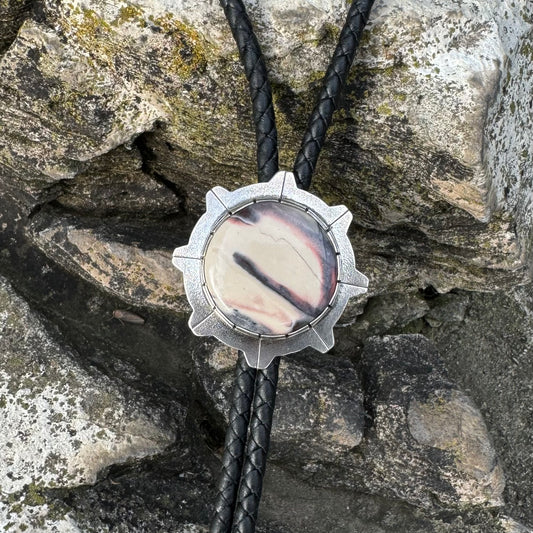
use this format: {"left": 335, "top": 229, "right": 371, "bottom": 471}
{"left": 421, "top": 286, "right": 533, "bottom": 528}
{"left": 0, "top": 0, "right": 531, "bottom": 295}
{"left": 195, "top": 344, "right": 366, "bottom": 458}
{"left": 0, "top": 0, "right": 532, "bottom": 531}
{"left": 197, "top": 335, "right": 504, "bottom": 509}
{"left": 30, "top": 208, "right": 189, "bottom": 313}
{"left": 0, "top": 275, "right": 177, "bottom": 527}
{"left": 361, "top": 335, "right": 503, "bottom": 507}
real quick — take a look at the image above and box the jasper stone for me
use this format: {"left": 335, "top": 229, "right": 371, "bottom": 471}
{"left": 203, "top": 201, "right": 338, "bottom": 336}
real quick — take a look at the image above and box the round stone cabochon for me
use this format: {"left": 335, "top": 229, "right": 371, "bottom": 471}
{"left": 203, "top": 201, "right": 338, "bottom": 336}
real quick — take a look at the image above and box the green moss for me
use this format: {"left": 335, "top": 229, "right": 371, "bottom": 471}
{"left": 382, "top": 63, "right": 408, "bottom": 77}
{"left": 149, "top": 13, "right": 208, "bottom": 78}
{"left": 510, "top": 101, "right": 516, "bottom": 114}
{"left": 17, "top": 400, "right": 30, "bottom": 410}
{"left": 384, "top": 154, "right": 398, "bottom": 168}
{"left": 59, "top": 7, "right": 117, "bottom": 68}
{"left": 10, "top": 503, "right": 23, "bottom": 514}
{"left": 113, "top": 5, "right": 145, "bottom": 27}
{"left": 376, "top": 103, "right": 393, "bottom": 116}
{"left": 321, "top": 22, "right": 341, "bottom": 42}
{"left": 23, "top": 483, "right": 46, "bottom": 507}
{"left": 307, "top": 70, "right": 326, "bottom": 85}
{"left": 520, "top": 41, "right": 533, "bottom": 59}
{"left": 75, "top": 8, "right": 112, "bottom": 43}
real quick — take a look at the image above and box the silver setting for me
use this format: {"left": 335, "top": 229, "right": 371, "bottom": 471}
{"left": 172, "top": 171, "right": 368, "bottom": 369}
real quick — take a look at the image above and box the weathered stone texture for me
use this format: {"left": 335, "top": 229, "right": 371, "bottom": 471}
{"left": 0, "top": 0, "right": 532, "bottom": 531}
{"left": 196, "top": 335, "right": 504, "bottom": 510}
{"left": 0, "top": 275, "right": 177, "bottom": 526}
{"left": 486, "top": 2, "right": 533, "bottom": 261}
{"left": 0, "top": 0, "right": 530, "bottom": 295}
{"left": 30, "top": 210, "right": 189, "bottom": 313}
{"left": 195, "top": 344, "right": 366, "bottom": 459}
{"left": 356, "top": 335, "right": 504, "bottom": 508}
{"left": 0, "top": 0, "right": 33, "bottom": 54}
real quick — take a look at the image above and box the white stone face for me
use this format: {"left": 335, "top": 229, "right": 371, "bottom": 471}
{"left": 0, "top": 277, "right": 176, "bottom": 497}
{"left": 203, "top": 201, "right": 338, "bottom": 335}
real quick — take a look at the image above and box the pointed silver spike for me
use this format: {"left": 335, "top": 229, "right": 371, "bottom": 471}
{"left": 172, "top": 245, "right": 200, "bottom": 271}
{"left": 339, "top": 262, "right": 370, "bottom": 288}
{"left": 310, "top": 324, "right": 335, "bottom": 352}
{"left": 190, "top": 310, "right": 217, "bottom": 336}
{"left": 272, "top": 170, "right": 291, "bottom": 199}
{"left": 206, "top": 187, "right": 231, "bottom": 215}
{"left": 324, "top": 206, "right": 352, "bottom": 232}
{"left": 242, "top": 338, "right": 262, "bottom": 368}
{"left": 339, "top": 281, "right": 369, "bottom": 298}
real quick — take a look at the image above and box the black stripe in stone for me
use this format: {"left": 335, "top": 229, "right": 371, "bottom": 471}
{"left": 232, "top": 252, "right": 318, "bottom": 317}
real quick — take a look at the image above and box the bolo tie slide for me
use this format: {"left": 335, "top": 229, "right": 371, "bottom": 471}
{"left": 172, "top": 1, "right": 374, "bottom": 531}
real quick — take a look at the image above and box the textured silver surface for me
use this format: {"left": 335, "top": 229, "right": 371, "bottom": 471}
{"left": 172, "top": 171, "right": 368, "bottom": 368}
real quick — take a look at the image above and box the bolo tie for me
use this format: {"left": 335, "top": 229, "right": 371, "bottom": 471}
{"left": 172, "top": 1, "right": 374, "bottom": 531}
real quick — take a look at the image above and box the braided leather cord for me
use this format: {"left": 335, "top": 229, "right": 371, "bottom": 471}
{"left": 211, "top": 1, "right": 375, "bottom": 532}
{"left": 210, "top": 3, "right": 279, "bottom": 532}
{"left": 293, "top": 0, "right": 375, "bottom": 190}
{"left": 210, "top": 352, "right": 258, "bottom": 533}
{"left": 219, "top": 0, "right": 279, "bottom": 183}
{"left": 231, "top": 358, "right": 280, "bottom": 533}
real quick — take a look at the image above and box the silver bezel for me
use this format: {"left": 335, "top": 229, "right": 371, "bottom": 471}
{"left": 172, "top": 171, "right": 368, "bottom": 368}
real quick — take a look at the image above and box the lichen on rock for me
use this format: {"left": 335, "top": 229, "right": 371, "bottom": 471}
{"left": 0, "top": 0, "right": 533, "bottom": 530}
{"left": 0, "top": 275, "right": 176, "bottom": 500}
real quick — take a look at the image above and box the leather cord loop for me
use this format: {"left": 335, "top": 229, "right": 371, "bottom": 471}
{"left": 293, "top": 0, "right": 375, "bottom": 190}
{"left": 210, "top": 1, "right": 374, "bottom": 532}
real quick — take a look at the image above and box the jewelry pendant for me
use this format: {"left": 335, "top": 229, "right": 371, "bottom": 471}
{"left": 172, "top": 171, "right": 368, "bottom": 369}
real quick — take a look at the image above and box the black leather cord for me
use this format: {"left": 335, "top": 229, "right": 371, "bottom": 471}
{"left": 219, "top": 0, "right": 279, "bottom": 183}
{"left": 231, "top": 359, "right": 280, "bottom": 533}
{"left": 293, "top": 0, "right": 375, "bottom": 190}
{"left": 211, "top": 1, "right": 374, "bottom": 532}
{"left": 210, "top": 352, "right": 257, "bottom": 533}
{"left": 210, "top": 3, "right": 279, "bottom": 532}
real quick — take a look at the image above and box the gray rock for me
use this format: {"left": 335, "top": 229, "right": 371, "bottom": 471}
{"left": 408, "top": 391, "right": 502, "bottom": 503}
{"left": 195, "top": 343, "right": 366, "bottom": 460}
{"left": 421, "top": 285, "right": 533, "bottom": 527}
{"left": 349, "top": 290, "right": 430, "bottom": 338}
{"left": 500, "top": 517, "right": 533, "bottom": 533}
{"left": 0, "top": 275, "right": 177, "bottom": 523}
{"left": 0, "top": 500, "right": 81, "bottom": 532}
{"left": 29, "top": 208, "right": 189, "bottom": 313}
{"left": 0, "top": 0, "right": 530, "bottom": 299}
{"left": 424, "top": 292, "right": 469, "bottom": 328}
{"left": 54, "top": 145, "right": 181, "bottom": 218}
{"left": 196, "top": 335, "right": 504, "bottom": 511}
{"left": 260, "top": 465, "right": 517, "bottom": 533}
{"left": 359, "top": 334, "right": 504, "bottom": 508}
{"left": 0, "top": 0, "right": 32, "bottom": 54}
{"left": 50, "top": 444, "right": 216, "bottom": 532}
